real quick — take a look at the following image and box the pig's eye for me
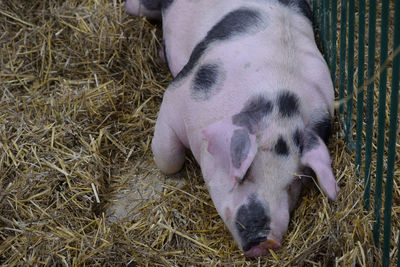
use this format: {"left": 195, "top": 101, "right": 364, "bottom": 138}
{"left": 240, "top": 169, "right": 252, "bottom": 184}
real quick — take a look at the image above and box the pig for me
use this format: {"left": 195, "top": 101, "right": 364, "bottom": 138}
{"left": 125, "top": 0, "right": 340, "bottom": 257}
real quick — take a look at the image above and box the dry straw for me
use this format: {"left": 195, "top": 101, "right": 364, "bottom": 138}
{"left": 0, "top": 1, "right": 398, "bottom": 266}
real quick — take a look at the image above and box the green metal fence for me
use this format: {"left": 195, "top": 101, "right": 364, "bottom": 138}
{"left": 313, "top": 0, "right": 400, "bottom": 266}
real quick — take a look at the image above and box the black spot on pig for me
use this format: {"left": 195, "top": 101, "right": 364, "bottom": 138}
{"left": 191, "top": 63, "right": 221, "bottom": 101}
{"left": 173, "top": 8, "right": 267, "bottom": 83}
{"left": 206, "top": 8, "right": 266, "bottom": 42}
{"left": 275, "top": 136, "right": 289, "bottom": 156}
{"left": 141, "top": 0, "right": 173, "bottom": 10}
{"left": 312, "top": 116, "right": 332, "bottom": 145}
{"left": 278, "top": 0, "right": 313, "bottom": 23}
{"left": 277, "top": 90, "right": 299, "bottom": 118}
{"left": 293, "top": 129, "right": 303, "bottom": 153}
{"left": 236, "top": 196, "right": 270, "bottom": 251}
{"left": 231, "top": 129, "right": 251, "bottom": 169}
{"left": 232, "top": 95, "right": 273, "bottom": 134}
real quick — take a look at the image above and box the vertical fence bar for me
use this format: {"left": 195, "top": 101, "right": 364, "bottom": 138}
{"left": 317, "top": 0, "right": 322, "bottom": 32}
{"left": 338, "top": 0, "right": 347, "bottom": 115}
{"left": 355, "top": 0, "right": 366, "bottom": 177}
{"left": 325, "top": 0, "right": 330, "bottom": 59}
{"left": 322, "top": 0, "right": 330, "bottom": 62}
{"left": 373, "top": 0, "right": 390, "bottom": 247}
{"left": 381, "top": 0, "right": 400, "bottom": 264}
{"left": 320, "top": 0, "right": 324, "bottom": 48}
{"left": 330, "top": 0, "right": 337, "bottom": 88}
{"left": 363, "top": 0, "right": 377, "bottom": 211}
{"left": 345, "top": 0, "right": 355, "bottom": 145}
{"left": 320, "top": 0, "right": 325, "bottom": 52}
{"left": 313, "top": 0, "right": 319, "bottom": 27}
{"left": 317, "top": 0, "right": 324, "bottom": 68}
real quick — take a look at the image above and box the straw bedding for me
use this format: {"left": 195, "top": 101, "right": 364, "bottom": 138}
{"left": 0, "top": 1, "right": 398, "bottom": 266}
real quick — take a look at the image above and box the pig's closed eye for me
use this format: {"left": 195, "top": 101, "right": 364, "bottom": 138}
{"left": 240, "top": 168, "right": 252, "bottom": 184}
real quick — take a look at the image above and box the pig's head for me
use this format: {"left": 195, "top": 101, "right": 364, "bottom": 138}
{"left": 200, "top": 92, "right": 339, "bottom": 257}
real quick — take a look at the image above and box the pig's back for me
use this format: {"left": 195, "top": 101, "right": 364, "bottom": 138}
{"left": 161, "top": 0, "right": 333, "bottom": 157}
{"left": 162, "top": 0, "right": 314, "bottom": 77}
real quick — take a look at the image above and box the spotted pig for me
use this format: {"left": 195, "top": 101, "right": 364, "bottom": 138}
{"left": 125, "top": 0, "right": 340, "bottom": 257}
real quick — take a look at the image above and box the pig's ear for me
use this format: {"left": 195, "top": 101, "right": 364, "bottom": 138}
{"left": 201, "top": 120, "right": 258, "bottom": 183}
{"left": 300, "top": 133, "right": 340, "bottom": 200}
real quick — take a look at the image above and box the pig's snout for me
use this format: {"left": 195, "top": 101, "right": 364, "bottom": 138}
{"left": 235, "top": 196, "right": 281, "bottom": 257}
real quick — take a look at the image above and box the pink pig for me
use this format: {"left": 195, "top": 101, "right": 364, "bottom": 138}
{"left": 125, "top": 0, "right": 340, "bottom": 257}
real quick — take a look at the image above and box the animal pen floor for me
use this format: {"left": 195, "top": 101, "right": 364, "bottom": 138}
{"left": 0, "top": 1, "right": 399, "bottom": 266}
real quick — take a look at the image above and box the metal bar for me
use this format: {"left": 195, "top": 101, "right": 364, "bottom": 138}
{"left": 373, "top": 0, "right": 390, "bottom": 247}
{"left": 313, "top": 0, "right": 318, "bottom": 27}
{"left": 363, "top": 0, "right": 377, "bottom": 211}
{"left": 330, "top": 0, "right": 337, "bottom": 88}
{"left": 345, "top": 0, "right": 355, "bottom": 145}
{"left": 382, "top": 0, "right": 400, "bottom": 264}
{"left": 355, "top": 0, "right": 366, "bottom": 177}
{"left": 323, "top": 0, "right": 330, "bottom": 61}
{"left": 325, "top": 0, "right": 331, "bottom": 59}
{"left": 318, "top": 0, "right": 322, "bottom": 38}
{"left": 314, "top": 0, "right": 319, "bottom": 29}
{"left": 338, "top": 0, "right": 347, "bottom": 115}
{"left": 320, "top": 0, "right": 325, "bottom": 54}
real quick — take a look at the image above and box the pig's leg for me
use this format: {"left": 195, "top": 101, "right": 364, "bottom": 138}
{"left": 124, "top": 0, "right": 162, "bottom": 20}
{"left": 151, "top": 103, "right": 186, "bottom": 174}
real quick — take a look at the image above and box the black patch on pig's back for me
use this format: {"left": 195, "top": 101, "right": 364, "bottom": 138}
{"left": 277, "top": 91, "right": 300, "bottom": 118}
{"left": 173, "top": 8, "right": 266, "bottom": 83}
{"left": 230, "top": 129, "right": 251, "bottom": 169}
{"left": 278, "top": 0, "right": 313, "bottom": 23}
{"left": 205, "top": 8, "right": 265, "bottom": 42}
{"left": 274, "top": 136, "right": 289, "bottom": 156}
{"left": 232, "top": 95, "right": 273, "bottom": 134}
{"left": 191, "top": 63, "right": 221, "bottom": 101}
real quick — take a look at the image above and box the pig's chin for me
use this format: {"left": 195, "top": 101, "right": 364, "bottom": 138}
{"left": 243, "top": 239, "right": 282, "bottom": 257}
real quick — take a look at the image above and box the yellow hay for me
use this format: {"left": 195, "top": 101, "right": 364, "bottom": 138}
{"left": 0, "top": 0, "right": 398, "bottom": 266}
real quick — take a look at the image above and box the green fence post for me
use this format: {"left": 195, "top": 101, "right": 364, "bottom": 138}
{"left": 330, "top": 0, "right": 337, "bottom": 88}
{"left": 345, "top": 0, "right": 355, "bottom": 145}
{"left": 320, "top": 0, "right": 325, "bottom": 54}
{"left": 338, "top": 0, "right": 347, "bottom": 116}
{"left": 313, "top": 0, "right": 318, "bottom": 27}
{"left": 317, "top": 0, "right": 322, "bottom": 31}
{"left": 363, "top": 0, "right": 377, "bottom": 211}
{"left": 322, "top": 0, "right": 330, "bottom": 62}
{"left": 355, "top": 0, "right": 366, "bottom": 177}
{"left": 381, "top": 0, "right": 400, "bottom": 264}
{"left": 373, "top": 0, "right": 390, "bottom": 247}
